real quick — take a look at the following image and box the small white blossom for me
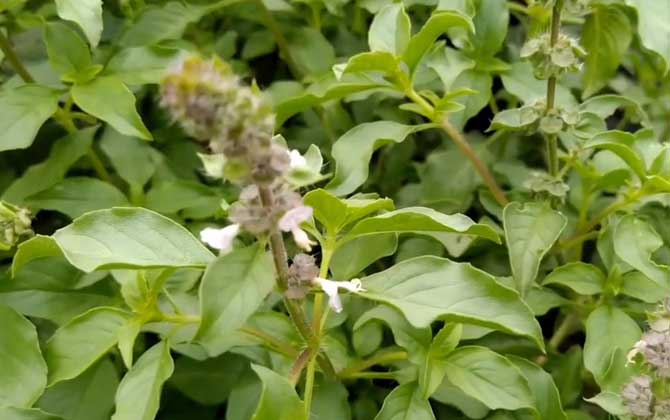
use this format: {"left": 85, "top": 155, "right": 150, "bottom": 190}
{"left": 200, "top": 224, "right": 240, "bottom": 254}
{"left": 287, "top": 149, "right": 307, "bottom": 169}
{"left": 278, "top": 206, "right": 315, "bottom": 251}
{"left": 313, "top": 277, "right": 365, "bottom": 313}
{"left": 627, "top": 340, "right": 646, "bottom": 364}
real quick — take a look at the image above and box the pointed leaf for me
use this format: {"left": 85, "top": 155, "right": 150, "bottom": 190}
{"left": 368, "top": 3, "right": 411, "bottom": 55}
{"left": 54, "top": 0, "right": 103, "bottom": 47}
{"left": 0, "top": 85, "right": 61, "bottom": 152}
{"left": 542, "top": 262, "right": 606, "bottom": 295}
{"left": 374, "top": 382, "right": 434, "bottom": 420}
{"left": 249, "top": 364, "right": 306, "bottom": 420}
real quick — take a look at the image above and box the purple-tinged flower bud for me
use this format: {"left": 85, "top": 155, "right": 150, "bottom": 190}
{"left": 622, "top": 375, "right": 654, "bottom": 418}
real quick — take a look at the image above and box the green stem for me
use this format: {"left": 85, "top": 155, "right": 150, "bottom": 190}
{"left": 339, "top": 351, "right": 408, "bottom": 379}
{"left": 544, "top": 0, "right": 563, "bottom": 177}
{"left": 240, "top": 325, "right": 300, "bottom": 358}
{"left": 289, "top": 349, "right": 312, "bottom": 386}
{"left": 548, "top": 313, "right": 580, "bottom": 351}
{"left": 0, "top": 30, "right": 35, "bottom": 83}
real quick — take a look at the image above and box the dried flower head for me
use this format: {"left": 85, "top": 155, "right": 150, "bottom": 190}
{"left": 622, "top": 375, "right": 654, "bottom": 418}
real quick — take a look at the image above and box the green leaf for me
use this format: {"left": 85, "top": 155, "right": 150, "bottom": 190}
{"left": 331, "top": 234, "right": 398, "bottom": 280}
{"left": 583, "top": 305, "right": 641, "bottom": 389}
{"left": 542, "top": 262, "right": 606, "bottom": 296}
{"left": 374, "top": 382, "right": 435, "bottom": 420}
{"left": 580, "top": 94, "right": 647, "bottom": 122}
{"left": 402, "top": 11, "right": 474, "bottom": 73}
{"left": 103, "top": 46, "right": 184, "bottom": 85}
{"left": 304, "top": 189, "right": 394, "bottom": 234}
{"left": 196, "top": 245, "right": 275, "bottom": 356}
{"left": 582, "top": 5, "right": 632, "bottom": 97}
{"left": 11, "top": 235, "right": 64, "bottom": 277}
{"left": 111, "top": 341, "right": 174, "bottom": 420}
{"left": 420, "top": 323, "right": 462, "bottom": 398}
{"left": 613, "top": 214, "right": 670, "bottom": 289}
{"left": 508, "top": 356, "right": 567, "bottom": 420}
{"left": 52, "top": 207, "right": 214, "bottom": 272}
{"left": 146, "top": 181, "right": 223, "bottom": 220}
{"left": 470, "top": 0, "right": 509, "bottom": 57}
{"left": 342, "top": 207, "right": 500, "bottom": 244}
{"left": 0, "top": 304, "right": 47, "bottom": 407}
{"left": 45, "top": 307, "right": 132, "bottom": 386}
{"left": 444, "top": 346, "right": 534, "bottom": 412}
{"left": 26, "top": 177, "right": 129, "bottom": 219}
{"left": 43, "top": 22, "right": 92, "bottom": 78}
{"left": 0, "top": 84, "right": 61, "bottom": 152}
{"left": 584, "top": 131, "right": 647, "bottom": 180}
{"left": 54, "top": 0, "right": 103, "bottom": 47}
{"left": 338, "top": 51, "right": 399, "bottom": 78}
{"left": 501, "top": 62, "right": 576, "bottom": 107}
{"left": 38, "top": 360, "right": 118, "bottom": 420}
{"left": 360, "top": 256, "right": 544, "bottom": 349}
{"left": 0, "top": 407, "right": 64, "bottom": 420}
{"left": 368, "top": 3, "right": 411, "bottom": 55}
{"left": 119, "top": 2, "right": 208, "bottom": 47}
{"left": 249, "top": 364, "right": 306, "bottom": 420}
{"left": 72, "top": 77, "right": 152, "bottom": 140}
{"left": 286, "top": 27, "right": 336, "bottom": 76}
{"left": 3, "top": 128, "right": 96, "bottom": 203}
{"left": 99, "top": 128, "right": 161, "bottom": 190}
{"left": 503, "top": 202, "right": 567, "bottom": 296}
{"left": 326, "top": 122, "right": 433, "bottom": 196}
{"left": 311, "top": 377, "right": 352, "bottom": 420}
{"left": 585, "top": 392, "right": 628, "bottom": 416}
{"left": 170, "top": 353, "right": 248, "bottom": 406}
{"left": 625, "top": 0, "right": 670, "bottom": 73}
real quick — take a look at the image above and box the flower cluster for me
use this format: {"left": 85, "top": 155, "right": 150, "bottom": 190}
{"left": 524, "top": 171, "right": 570, "bottom": 201}
{"left": 490, "top": 99, "right": 581, "bottom": 136}
{"left": 0, "top": 201, "right": 33, "bottom": 251}
{"left": 624, "top": 299, "right": 670, "bottom": 419}
{"left": 521, "top": 33, "right": 585, "bottom": 79}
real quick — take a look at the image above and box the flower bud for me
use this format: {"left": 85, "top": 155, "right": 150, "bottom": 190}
{"left": 521, "top": 33, "right": 585, "bottom": 79}
{"left": 0, "top": 201, "right": 33, "bottom": 251}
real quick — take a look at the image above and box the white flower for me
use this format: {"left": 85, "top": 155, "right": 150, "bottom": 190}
{"left": 627, "top": 340, "right": 645, "bottom": 364}
{"left": 313, "top": 277, "right": 365, "bottom": 313}
{"left": 278, "top": 206, "right": 315, "bottom": 251}
{"left": 200, "top": 224, "right": 240, "bottom": 254}
{"left": 287, "top": 149, "right": 307, "bottom": 170}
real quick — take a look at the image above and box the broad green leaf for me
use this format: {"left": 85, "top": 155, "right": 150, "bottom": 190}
{"left": 119, "top": 2, "right": 208, "bottom": 47}
{"left": 444, "top": 347, "right": 534, "bottom": 412}
{"left": 431, "top": 378, "right": 489, "bottom": 419}
{"left": 368, "top": 3, "right": 411, "bottom": 55}
{"left": 580, "top": 94, "right": 647, "bottom": 122}
{"left": 374, "top": 382, "right": 435, "bottom": 420}
{"left": 196, "top": 245, "right": 275, "bottom": 356}
{"left": 72, "top": 77, "right": 152, "bottom": 140}
{"left": 304, "top": 189, "right": 394, "bottom": 234}
{"left": 586, "top": 131, "right": 647, "bottom": 180}
{"left": 38, "top": 360, "right": 118, "bottom": 420}
{"left": 45, "top": 307, "right": 132, "bottom": 385}
{"left": 241, "top": 30, "right": 276, "bottom": 60}
{"left": 170, "top": 353, "right": 248, "bottom": 406}
{"left": 470, "top": 0, "right": 509, "bottom": 57}
{"left": 331, "top": 234, "right": 398, "bottom": 280}
{"left": 501, "top": 62, "right": 576, "bottom": 107}
{"left": 509, "top": 356, "right": 567, "bottom": 420}
{"left": 342, "top": 207, "right": 500, "bottom": 244}
{"left": 542, "top": 262, "right": 606, "bottom": 295}
{"left": 311, "top": 377, "right": 352, "bottom": 420}
{"left": 43, "top": 22, "right": 92, "bottom": 78}
{"left": 338, "top": 51, "right": 399, "bottom": 78}
{"left": 0, "top": 304, "right": 47, "bottom": 407}
{"left": 99, "top": 128, "right": 161, "bottom": 190}
{"left": 625, "top": 0, "right": 670, "bottom": 73}
{"left": 26, "top": 177, "right": 129, "bottom": 219}
{"left": 103, "top": 46, "right": 184, "bottom": 85}
{"left": 11, "top": 235, "right": 64, "bottom": 277}
{"left": 585, "top": 392, "right": 627, "bottom": 416}
{"left": 360, "top": 256, "right": 544, "bottom": 349}
{"left": 613, "top": 214, "right": 670, "bottom": 289}
{"left": 402, "top": 11, "right": 474, "bottom": 72}
{"left": 54, "top": 0, "right": 102, "bottom": 47}
{"left": 420, "top": 323, "right": 462, "bottom": 398}
{"left": 620, "top": 271, "right": 667, "bottom": 303}
{"left": 326, "top": 122, "right": 433, "bottom": 196}
{"left": 52, "top": 207, "right": 214, "bottom": 272}
{"left": 0, "top": 84, "right": 61, "bottom": 152}
{"left": 111, "top": 341, "right": 174, "bottom": 420}
{"left": 3, "top": 128, "right": 96, "bottom": 203}
{"left": 146, "top": 181, "right": 222, "bottom": 220}
{"left": 582, "top": 5, "right": 632, "bottom": 97}
{"left": 0, "top": 407, "right": 64, "bottom": 420}
{"left": 583, "top": 306, "right": 640, "bottom": 389}
{"left": 504, "top": 202, "right": 567, "bottom": 296}
{"left": 249, "top": 364, "right": 306, "bottom": 420}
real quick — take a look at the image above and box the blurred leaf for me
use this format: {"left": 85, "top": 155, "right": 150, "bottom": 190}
{"left": 54, "top": 0, "right": 103, "bottom": 47}
{"left": 0, "top": 85, "right": 61, "bottom": 152}
{"left": 368, "top": 3, "right": 411, "bottom": 55}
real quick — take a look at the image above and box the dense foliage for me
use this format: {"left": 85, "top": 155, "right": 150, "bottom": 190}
{"left": 1, "top": 0, "right": 670, "bottom": 419}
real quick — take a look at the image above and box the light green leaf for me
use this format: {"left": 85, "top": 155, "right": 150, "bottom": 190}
{"left": 54, "top": 0, "right": 103, "bottom": 47}
{"left": 38, "top": 360, "right": 118, "bottom": 420}
{"left": 286, "top": 27, "right": 336, "bottom": 76}
{"left": 304, "top": 189, "right": 394, "bottom": 234}
{"left": 0, "top": 84, "right": 61, "bottom": 152}
{"left": 470, "top": 0, "right": 509, "bottom": 57}
{"left": 338, "top": 51, "right": 399, "bottom": 78}
{"left": 285, "top": 144, "right": 327, "bottom": 188}
{"left": 0, "top": 407, "right": 64, "bottom": 420}
{"left": 72, "top": 77, "right": 151, "bottom": 140}
{"left": 420, "top": 323, "right": 462, "bottom": 398}
{"left": 402, "top": 11, "right": 474, "bottom": 73}
{"left": 249, "top": 364, "right": 306, "bottom": 420}
{"left": 583, "top": 305, "right": 641, "bottom": 389}
{"left": 444, "top": 346, "right": 534, "bottom": 412}
{"left": 509, "top": 356, "right": 567, "bottom": 420}
{"left": 585, "top": 392, "right": 628, "bottom": 416}
{"left": 196, "top": 245, "right": 275, "bottom": 356}
{"left": 368, "top": 3, "right": 411, "bottom": 55}
{"left": 360, "top": 256, "right": 544, "bottom": 349}
{"left": 146, "top": 181, "right": 222, "bottom": 220}
{"left": 580, "top": 94, "right": 647, "bottom": 122}
{"left": 311, "top": 377, "right": 351, "bottom": 420}
{"left": 326, "top": 122, "right": 433, "bottom": 196}
{"left": 584, "top": 131, "right": 647, "bottom": 180}
{"left": 614, "top": 214, "right": 670, "bottom": 289}
{"left": 45, "top": 307, "right": 132, "bottom": 386}
{"left": 342, "top": 207, "right": 500, "bottom": 244}
{"left": 0, "top": 304, "right": 47, "bottom": 407}
{"left": 111, "top": 341, "right": 174, "bottom": 420}
{"left": 103, "top": 46, "right": 184, "bottom": 85}
{"left": 52, "top": 207, "right": 214, "bottom": 272}
{"left": 3, "top": 128, "right": 96, "bottom": 203}
{"left": 503, "top": 202, "right": 567, "bottom": 296}
{"left": 542, "top": 262, "right": 606, "bottom": 296}
{"left": 374, "top": 382, "right": 435, "bottom": 420}
{"left": 26, "top": 177, "right": 129, "bottom": 219}
{"left": 11, "top": 235, "right": 64, "bottom": 277}
{"left": 119, "top": 2, "right": 208, "bottom": 47}
{"left": 331, "top": 234, "right": 398, "bottom": 280}
{"left": 625, "top": 0, "right": 670, "bottom": 73}
{"left": 43, "top": 22, "right": 92, "bottom": 78}
{"left": 582, "top": 5, "right": 632, "bottom": 97}
{"left": 99, "top": 128, "right": 161, "bottom": 190}
{"left": 501, "top": 62, "right": 576, "bottom": 107}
